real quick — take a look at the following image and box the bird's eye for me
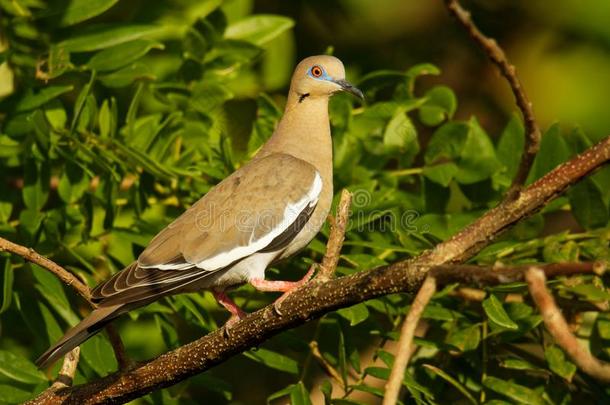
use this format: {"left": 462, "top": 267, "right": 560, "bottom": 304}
{"left": 311, "top": 65, "right": 323, "bottom": 78}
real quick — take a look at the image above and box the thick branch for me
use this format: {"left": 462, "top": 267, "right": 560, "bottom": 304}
{"left": 445, "top": 0, "right": 541, "bottom": 195}
{"left": 526, "top": 267, "right": 610, "bottom": 383}
{"left": 34, "top": 135, "right": 610, "bottom": 404}
{"left": 383, "top": 276, "right": 436, "bottom": 405}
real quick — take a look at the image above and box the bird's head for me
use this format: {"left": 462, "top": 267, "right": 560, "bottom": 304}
{"left": 290, "top": 55, "right": 363, "bottom": 102}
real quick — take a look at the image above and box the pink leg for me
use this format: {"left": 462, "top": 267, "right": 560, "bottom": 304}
{"left": 213, "top": 290, "right": 247, "bottom": 332}
{"left": 250, "top": 265, "right": 316, "bottom": 315}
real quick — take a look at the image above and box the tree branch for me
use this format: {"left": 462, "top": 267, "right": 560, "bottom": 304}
{"left": 526, "top": 267, "right": 610, "bottom": 383}
{"left": 318, "top": 189, "right": 352, "bottom": 280}
{"left": 444, "top": 0, "right": 541, "bottom": 197}
{"left": 31, "top": 134, "right": 610, "bottom": 404}
{"left": 0, "top": 237, "right": 91, "bottom": 302}
{"left": 28, "top": 348, "right": 80, "bottom": 405}
{"left": 383, "top": 276, "right": 436, "bottom": 405}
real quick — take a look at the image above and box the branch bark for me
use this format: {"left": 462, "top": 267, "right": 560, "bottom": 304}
{"left": 526, "top": 267, "right": 610, "bottom": 383}
{"left": 0, "top": 238, "right": 91, "bottom": 301}
{"left": 29, "top": 133, "right": 610, "bottom": 404}
{"left": 444, "top": 0, "right": 541, "bottom": 197}
{"left": 318, "top": 189, "right": 352, "bottom": 280}
{"left": 383, "top": 276, "right": 436, "bottom": 405}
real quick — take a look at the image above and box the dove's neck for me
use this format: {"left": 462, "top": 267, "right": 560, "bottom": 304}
{"left": 257, "top": 93, "right": 333, "bottom": 188}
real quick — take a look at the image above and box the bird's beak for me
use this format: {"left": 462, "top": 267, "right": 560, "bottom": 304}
{"left": 333, "top": 79, "right": 364, "bottom": 100}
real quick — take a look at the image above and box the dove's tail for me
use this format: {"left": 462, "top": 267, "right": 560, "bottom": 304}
{"left": 35, "top": 303, "right": 123, "bottom": 369}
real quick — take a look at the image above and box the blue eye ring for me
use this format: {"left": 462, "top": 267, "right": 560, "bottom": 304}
{"left": 307, "top": 65, "right": 330, "bottom": 80}
{"left": 311, "top": 65, "right": 323, "bottom": 78}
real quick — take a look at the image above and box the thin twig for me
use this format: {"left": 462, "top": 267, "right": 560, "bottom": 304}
{"left": 444, "top": 0, "right": 541, "bottom": 197}
{"left": 51, "top": 347, "right": 80, "bottom": 389}
{"left": 525, "top": 267, "right": 610, "bottom": 383}
{"left": 318, "top": 189, "right": 352, "bottom": 280}
{"left": 27, "top": 348, "right": 81, "bottom": 405}
{"left": 0, "top": 237, "right": 91, "bottom": 301}
{"left": 309, "top": 341, "right": 345, "bottom": 388}
{"left": 383, "top": 277, "right": 437, "bottom": 405}
{"left": 429, "top": 262, "right": 602, "bottom": 286}
{"left": 106, "top": 325, "right": 131, "bottom": 370}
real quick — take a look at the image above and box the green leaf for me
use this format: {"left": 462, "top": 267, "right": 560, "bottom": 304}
{"left": 225, "top": 15, "right": 294, "bottom": 46}
{"left": 500, "top": 358, "right": 545, "bottom": 372}
{"left": 423, "top": 162, "right": 458, "bottom": 187}
{"left": 70, "top": 71, "right": 95, "bottom": 134}
{"left": 0, "top": 259, "right": 13, "bottom": 314}
{"left": 336, "top": 303, "right": 370, "bottom": 326}
{"left": 15, "top": 85, "right": 73, "bottom": 112}
{"left": 422, "top": 364, "right": 477, "bottom": 404}
{"left": 545, "top": 345, "right": 576, "bottom": 382}
{"left": 32, "top": 265, "right": 81, "bottom": 326}
{"left": 0, "top": 350, "right": 46, "bottom": 384}
{"left": 87, "top": 39, "right": 164, "bottom": 72}
{"left": 406, "top": 63, "right": 441, "bottom": 78}
{"left": 0, "top": 134, "right": 22, "bottom": 157}
{"left": 58, "top": 161, "right": 89, "bottom": 203}
{"left": 38, "top": 301, "right": 63, "bottom": 345}
{"left": 568, "top": 178, "right": 608, "bottom": 229}
{"left": 267, "top": 384, "right": 296, "bottom": 404}
{"left": 383, "top": 109, "right": 418, "bottom": 155}
{"left": 0, "top": 384, "right": 34, "bottom": 403}
{"left": 455, "top": 117, "right": 500, "bottom": 184}
{"left": 446, "top": 323, "right": 481, "bottom": 352}
{"left": 57, "top": 24, "right": 165, "bottom": 52}
{"left": 418, "top": 86, "right": 457, "bottom": 126}
{"left": 530, "top": 123, "right": 569, "bottom": 181}
{"left": 44, "top": 99, "right": 68, "bottom": 130}
{"left": 248, "top": 93, "right": 281, "bottom": 154}
{"left": 482, "top": 294, "right": 519, "bottom": 330}
{"left": 320, "top": 380, "right": 332, "bottom": 404}
{"left": 99, "top": 63, "right": 155, "bottom": 88}
{"left": 494, "top": 115, "right": 525, "bottom": 189}
{"left": 243, "top": 348, "right": 298, "bottom": 375}
{"left": 80, "top": 334, "right": 118, "bottom": 376}
{"left": 56, "top": 0, "right": 118, "bottom": 27}
{"left": 289, "top": 382, "right": 313, "bottom": 405}
{"left": 23, "top": 160, "right": 50, "bottom": 211}
{"left": 483, "top": 376, "right": 545, "bottom": 405}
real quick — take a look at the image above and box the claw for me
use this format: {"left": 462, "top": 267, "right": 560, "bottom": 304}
{"left": 251, "top": 265, "right": 317, "bottom": 317}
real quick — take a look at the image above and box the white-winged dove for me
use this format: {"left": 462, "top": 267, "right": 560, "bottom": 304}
{"left": 36, "top": 55, "right": 363, "bottom": 368}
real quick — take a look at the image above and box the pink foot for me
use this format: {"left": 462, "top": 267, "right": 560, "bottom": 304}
{"left": 213, "top": 290, "right": 247, "bottom": 336}
{"left": 250, "top": 265, "right": 316, "bottom": 315}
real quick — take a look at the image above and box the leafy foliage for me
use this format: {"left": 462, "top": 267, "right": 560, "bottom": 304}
{"left": 0, "top": 0, "right": 610, "bottom": 403}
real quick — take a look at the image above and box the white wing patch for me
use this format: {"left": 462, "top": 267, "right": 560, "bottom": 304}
{"left": 195, "top": 171, "right": 322, "bottom": 271}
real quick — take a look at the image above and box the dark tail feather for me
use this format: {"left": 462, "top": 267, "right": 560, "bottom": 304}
{"left": 35, "top": 304, "right": 123, "bottom": 369}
